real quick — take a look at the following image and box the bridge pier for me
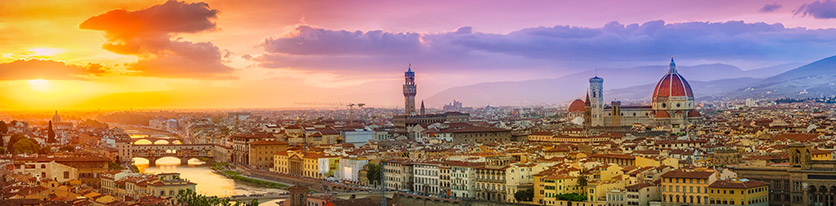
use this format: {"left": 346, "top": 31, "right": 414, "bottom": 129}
{"left": 180, "top": 157, "right": 191, "bottom": 166}
{"left": 147, "top": 157, "right": 157, "bottom": 167}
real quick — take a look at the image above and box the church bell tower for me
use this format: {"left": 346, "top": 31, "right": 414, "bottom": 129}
{"left": 589, "top": 76, "right": 604, "bottom": 126}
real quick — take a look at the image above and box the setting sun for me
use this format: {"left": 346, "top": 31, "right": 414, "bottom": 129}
{"left": 28, "top": 47, "right": 63, "bottom": 57}
{"left": 27, "top": 79, "right": 50, "bottom": 91}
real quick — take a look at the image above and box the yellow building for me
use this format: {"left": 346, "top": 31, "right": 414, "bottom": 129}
{"left": 812, "top": 149, "right": 832, "bottom": 160}
{"left": 273, "top": 149, "right": 329, "bottom": 179}
{"left": 248, "top": 140, "right": 288, "bottom": 170}
{"left": 146, "top": 173, "right": 197, "bottom": 198}
{"left": 586, "top": 178, "right": 625, "bottom": 202}
{"left": 534, "top": 170, "right": 582, "bottom": 205}
{"left": 635, "top": 156, "right": 680, "bottom": 169}
{"left": 708, "top": 179, "right": 768, "bottom": 206}
{"left": 661, "top": 170, "right": 717, "bottom": 206}
{"left": 113, "top": 173, "right": 195, "bottom": 198}
{"left": 533, "top": 172, "right": 556, "bottom": 205}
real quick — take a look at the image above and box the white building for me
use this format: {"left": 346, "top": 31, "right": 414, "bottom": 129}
{"left": 12, "top": 161, "right": 78, "bottom": 183}
{"left": 451, "top": 162, "right": 481, "bottom": 199}
{"left": 165, "top": 118, "right": 178, "bottom": 130}
{"left": 342, "top": 129, "right": 375, "bottom": 146}
{"left": 336, "top": 156, "right": 369, "bottom": 182}
{"left": 412, "top": 161, "right": 441, "bottom": 196}
{"left": 626, "top": 183, "right": 661, "bottom": 206}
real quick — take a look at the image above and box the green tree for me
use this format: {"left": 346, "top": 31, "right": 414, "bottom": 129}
{"left": 171, "top": 189, "right": 257, "bottom": 206}
{"left": 108, "top": 161, "right": 124, "bottom": 170}
{"left": 7, "top": 133, "right": 27, "bottom": 153}
{"left": 13, "top": 138, "right": 40, "bottom": 154}
{"left": 578, "top": 175, "right": 588, "bottom": 188}
{"left": 59, "top": 145, "right": 75, "bottom": 152}
{"left": 366, "top": 163, "right": 381, "bottom": 186}
{"left": 0, "top": 120, "right": 7, "bottom": 134}
{"left": 0, "top": 146, "right": 5, "bottom": 154}
{"left": 556, "top": 193, "right": 586, "bottom": 201}
{"left": 514, "top": 189, "right": 534, "bottom": 202}
{"left": 48, "top": 121, "right": 56, "bottom": 143}
{"left": 38, "top": 146, "right": 52, "bottom": 154}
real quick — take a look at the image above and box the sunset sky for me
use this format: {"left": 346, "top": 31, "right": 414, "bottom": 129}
{"left": 3, "top": 0, "right": 836, "bottom": 110}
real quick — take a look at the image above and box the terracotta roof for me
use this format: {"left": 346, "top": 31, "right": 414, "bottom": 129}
{"left": 654, "top": 110, "right": 670, "bottom": 118}
{"left": 688, "top": 110, "right": 701, "bottom": 117}
{"left": 774, "top": 133, "right": 819, "bottom": 142}
{"left": 652, "top": 60, "right": 694, "bottom": 99}
{"left": 249, "top": 140, "right": 288, "bottom": 145}
{"left": 661, "top": 170, "right": 714, "bottom": 179}
{"left": 569, "top": 99, "right": 585, "bottom": 112}
{"left": 709, "top": 179, "right": 768, "bottom": 189}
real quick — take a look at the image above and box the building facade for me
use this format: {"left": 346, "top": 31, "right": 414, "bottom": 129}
{"left": 661, "top": 170, "right": 717, "bottom": 206}
{"left": 247, "top": 140, "right": 288, "bottom": 170}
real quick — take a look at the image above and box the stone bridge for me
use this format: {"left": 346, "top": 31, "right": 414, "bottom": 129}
{"left": 131, "top": 137, "right": 184, "bottom": 145}
{"left": 131, "top": 144, "right": 214, "bottom": 167}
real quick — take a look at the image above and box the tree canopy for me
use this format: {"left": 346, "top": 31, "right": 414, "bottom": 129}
{"left": 514, "top": 189, "right": 534, "bottom": 202}
{"left": 13, "top": 138, "right": 40, "bottom": 154}
{"left": 366, "top": 163, "right": 381, "bottom": 186}
{"left": 171, "top": 189, "right": 257, "bottom": 206}
{"left": 0, "top": 120, "right": 7, "bottom": 134}
{"left": 555, "top": 193, "right": 587, "bottom": 201}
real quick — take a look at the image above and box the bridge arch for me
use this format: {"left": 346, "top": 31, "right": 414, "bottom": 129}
{"left": 153, "top": 139, "right": 170, "bottom": 145}
{"left": 134, "top": 139, "right": 153, "bottom": 145}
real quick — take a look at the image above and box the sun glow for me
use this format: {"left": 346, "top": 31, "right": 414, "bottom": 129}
{"left": 28, "top": 47, "right": 63, "bottom": 56}
{"left": 27, "top": 79, "right": 50, "bottom": 91}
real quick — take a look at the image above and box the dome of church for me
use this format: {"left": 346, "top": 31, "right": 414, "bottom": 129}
{"left": 654, "top": 110, "right": 670, "bottom": 118}
{"left": 568, "top": 99, "right": 585, "bottom": 112}
{"left": 652, "top": 58, "right": 693, "bottom": 101}
{"left": 688, "top": 110, "right": 701, "bottom": 117}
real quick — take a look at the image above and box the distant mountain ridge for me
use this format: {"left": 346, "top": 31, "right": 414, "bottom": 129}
{"left": 724, "top": 55, "right": 836, "bottom": 99}
{"left": 425, "top": 62, "right": 800, "bottom": 107}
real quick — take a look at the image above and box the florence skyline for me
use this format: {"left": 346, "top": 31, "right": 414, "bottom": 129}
{"left": 2, "top": 0, "right": 836, "bottom": 110}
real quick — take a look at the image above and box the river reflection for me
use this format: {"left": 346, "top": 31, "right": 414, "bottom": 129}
{"left": 135, "top": 161, "right": 286, "bottom": 198}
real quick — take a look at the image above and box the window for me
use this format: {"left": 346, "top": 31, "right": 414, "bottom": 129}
{"left": 63, "top": 171, "right": 69, "bottom": 179}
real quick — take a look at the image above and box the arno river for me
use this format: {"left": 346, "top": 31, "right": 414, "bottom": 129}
{"left": 130, "top": 133, "right": 286, "bottom": 205}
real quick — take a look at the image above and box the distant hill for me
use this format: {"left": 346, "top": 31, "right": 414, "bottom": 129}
{"left": 606, "top": 78, "right": 761, "bottom": 103}
{"left": 725, "top": 55, "right": 836, "bottom": 99}
{"left": 426, "top": 63, "right": 763, "bottom": 106}
{"left": 742, "top": 62, "right": 804, "bottom": 79}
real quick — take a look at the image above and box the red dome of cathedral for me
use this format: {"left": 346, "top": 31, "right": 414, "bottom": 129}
{"left": 652, "top": 58, "right": 693, "bottom": 101}
{"left": 568, "top": 99, "right": 585, "bottom": 112}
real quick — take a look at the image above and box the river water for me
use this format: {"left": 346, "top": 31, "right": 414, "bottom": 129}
{"left": 129, "top": 132, "right": 286, "bottom": 205}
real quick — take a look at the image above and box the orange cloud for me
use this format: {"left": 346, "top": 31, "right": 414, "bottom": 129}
{"left": 0, "top": 59, "right": 108, "bottom": 80}
{"left": 81, "top": 0, "right": 234, "bottom": 79}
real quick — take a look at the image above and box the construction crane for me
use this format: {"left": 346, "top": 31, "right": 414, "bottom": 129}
{"left": 294, "top": 102, "right": 365, "bottom": 125}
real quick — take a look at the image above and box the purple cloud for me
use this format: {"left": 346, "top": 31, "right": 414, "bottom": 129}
{"left": 263, "top": 26, "right": 423, "bottom": 56}
{"left": 256, "top": 21, "right": 836, "bottom": 73}
{"left": 796, "top": 0, "right": 836, "bottom": 18}
{"left": 81, "top": 0, "right": 234, "bottom": 79}
{"left": 759, "top": 3, "right": 781, "bottom": 13}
